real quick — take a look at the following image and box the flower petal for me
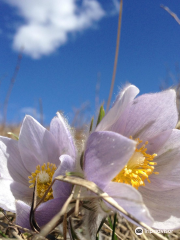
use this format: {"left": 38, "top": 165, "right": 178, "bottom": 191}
{"left": 10, "top": 181, "right": 33, "bottom": 203}
{"left": 96, "top": 85, "right": 139, "bottom": 132}
{"left": 18, "top": 115, "right": 60, "bottom": 173}
{"left": 141, "top": 130, "right": 180, "bottom": 191}
{"left": 123, "top": 89, "right": 178, "bottom": 141}
{"left": 16, "top": 197, "right": 67, "bottom": 229}
{"left": 103, "top": 182, "right": 153, "bottom": 226}
{"left": 146, "top": 129, "right": 172, "bottom": 155}
{"left": 84, "top": 131, "right": 136, "bottom": 189}
{"left": 155, "top": 129, "right": 180, "bottom": 156}
{"left": 0, "top": 137, "right": 13, "bottom": 180}
{"left": 0, "top": 179, "right": 16, "bottom": 212}
{"left": 50, "top": 112, "right": 76, "bottom": 158}
{"left": 52, "top": 155, "right": 75, "bottom": 199}
{"left": 16, "top": 201, "right": 31, "bottom": 229}
{"left": 0, "top": 136, "right": 30, "bottom": 185}
{"left": 139, "top": 187, "right": 180, "bottom": 229}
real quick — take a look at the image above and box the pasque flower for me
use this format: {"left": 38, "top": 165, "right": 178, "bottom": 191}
{"left": 89, "top": 84, "right": 179, "bottom": 230}
{"left": 3, "top": 112, "right": 150, "bottom": 230}
{"left": 0, "top": 113, "right": 76, "bottom": 229}
{"left": 41, "top": 85, "right": 178, "bottom": 230}
{"left": 64, "top": 87, "right": 174, "bottom": 227}
{"left": 61, "top": 128, "right": 154, "bottom": 228}
{"left": 1, "top": 84, "right": 179, "bottom": 232}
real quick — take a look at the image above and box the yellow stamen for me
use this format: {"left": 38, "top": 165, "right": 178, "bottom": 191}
{"left": 28, "top": 162, "right": 57, "bottom": 201}
{"left": 112, "top": 137, "right": 158, "bottom": 189}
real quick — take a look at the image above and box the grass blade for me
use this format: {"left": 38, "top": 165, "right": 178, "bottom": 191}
{"left": 89, "top": 117, "right": 94, "bottom": 132}
{"left": 111, "top": 214, "right": 117, "bottom": 240}
{"left": 96, "top": 217, "right": 106, "bottom": 240}
{"left": 96, "top": 105, "right": 105, "bottom": 127}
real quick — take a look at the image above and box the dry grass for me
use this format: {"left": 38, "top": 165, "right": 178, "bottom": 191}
{"left": 1, "top": 200, "right": 180, "bottom": 240}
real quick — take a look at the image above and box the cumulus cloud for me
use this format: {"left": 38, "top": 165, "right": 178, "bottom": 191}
{"left": 5, "top": 0, "right": 105, "bottom": 59}
{"left": 111, "top": 0, "right": 120, "bottom": 14}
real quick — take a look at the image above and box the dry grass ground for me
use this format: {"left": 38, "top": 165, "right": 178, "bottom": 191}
{"left": 1, "top": 207, "right": 180, "bottom": 240}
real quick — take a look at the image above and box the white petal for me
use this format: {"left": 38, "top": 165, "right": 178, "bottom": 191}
{"left": 156, "top": 129, "right": 180, "bottom": 155}
{"left": 140, "top": 187, "right": 180, "bottom": 229}
{"left": 104, "top": 182, "right": 154, "bottom": 226}
{"left": 18, "top": 115, "right": 60, "bottom": 173}
{"left": 10, "top": 181, "right": 33, "bottom": 203}
{"left": 144, "top": 149, "right": 180, "bottom": 191}
{"left": 144, "top": 130, "right": 180, "bottom": 191}
{"left": 146, "top": 129, "right": 172, "bottom": 155}
{"left": 0, "top": 179, "right": 16, "bottom": 212}
{"left": 52, "top": 155, "right": 75, "bottom": 199}
{"left": 96, "top": 85, "right": 139, "bottom": 132}
{"left": 50, "top": 112, "right": 76, "bottom": 158}
{"left": 0, "top": 137, "right": 29, "bottom": 185}
{"left": 123, "top": 89, "right": 178, "bottom": 141}
{"left": 84, "top": 131, "right": 136, "bottom": 189}
{"left": 0, "top": 137, "right": 13, "bottom": 180}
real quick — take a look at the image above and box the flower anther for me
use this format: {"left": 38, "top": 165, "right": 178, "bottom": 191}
{"left": 28, "top": 162, "right": 57, "bottom": 201}
{"left": 113, "top": 137, "right": 158, "bottom": 189}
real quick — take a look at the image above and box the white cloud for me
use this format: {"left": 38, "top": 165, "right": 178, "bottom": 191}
{"left": 111, "top": 0, "right": 120, "bottom": 14}
{"left": 5, "top": 0, "right": 105, "bottom": 59}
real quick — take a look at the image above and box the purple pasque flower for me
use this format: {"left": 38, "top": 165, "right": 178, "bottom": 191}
{"left": 63, "top": 128, "right": 155, "bottom": 225}
{"left": 82, "top": 131, "right": 153, "bottom": 226}
{"left": 93, "top": 84, "right": 180, "bottom": 230}
{"left": 0, "top": 113, "right": 76, "bottom": 229}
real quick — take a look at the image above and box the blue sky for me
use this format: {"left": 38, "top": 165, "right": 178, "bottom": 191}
{"left": 0, "top": 0, "right": 180, "bottom": 125}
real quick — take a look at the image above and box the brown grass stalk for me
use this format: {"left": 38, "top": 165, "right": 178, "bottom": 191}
{"left": 161, "top": 5, "right": 180, "bottom": 25}
{"left": 106, "top": 0, "right": 123, "bottom": 112}
{"left": 3, "top": 51, "right": 23, "bottom": 127}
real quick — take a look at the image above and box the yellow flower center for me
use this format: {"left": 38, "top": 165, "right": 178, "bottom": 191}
{"left": 112, "top": 137, "right": 158, "bottom": 189}
{"left": 28, "top": 162, "right": 57, "bottom": 201}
